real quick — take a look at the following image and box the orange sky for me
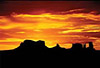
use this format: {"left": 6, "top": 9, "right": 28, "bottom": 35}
{"left": 0, "top": 9, "right": 100, "bottom": 50}
{"left": 0, "top": 1, "right": 100, "bottom": 50}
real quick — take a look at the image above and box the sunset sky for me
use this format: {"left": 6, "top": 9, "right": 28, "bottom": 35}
{"left": 0, "top": 1, "right": 100, "bottom": 50}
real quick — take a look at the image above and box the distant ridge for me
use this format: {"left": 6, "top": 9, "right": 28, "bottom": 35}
{"left": 0, "top": 39, "right": 100, "bottom": 68}
{"left": 15, "top": 40, "right": 96, "bottom": 52}
{"left": 1, "top": 40, "right": 96, "bottom": 53}
{"left": 0, "top": 39, "right": 97, "bottom": 56}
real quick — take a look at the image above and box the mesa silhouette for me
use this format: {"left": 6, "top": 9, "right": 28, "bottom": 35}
{"left": 1, "top": 40, "right": 100, "bottom": 56}
{"left": 1, "top": 40, "right": 100, "bottom": 68}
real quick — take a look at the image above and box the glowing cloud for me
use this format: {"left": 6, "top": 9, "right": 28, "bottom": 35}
{"left": 0, "top": 9, "right": 100, "bottom": 50}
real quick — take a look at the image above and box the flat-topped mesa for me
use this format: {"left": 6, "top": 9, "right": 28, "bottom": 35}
{"left": 36, "top": 40, "right": 46, "bottom": 47}
{"left": 83, "top": 42, "right": 94, "bottom": 49}
{"left": 88, "top": 42, "right": 94, "bottom": 49}
{"left": 35, "top": 40, "right": 47, "bottom": 50}
{"left": 15, "top": 40, "right": 47, "bottom": 51}
{"left": 71, "top": 43, "right": 83, "bottom": 50}
{"left": 86, "top": 42, "right": 95, "bottom": 51}
{"left": 71, "top": 42, "right": 95, "bottom": 51}
{"left": 17, "top": 40, "right": 36, "bottom": 49}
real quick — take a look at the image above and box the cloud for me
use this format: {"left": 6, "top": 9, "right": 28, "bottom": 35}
{"left": 0, "top": 32, "right": 12, "bottom": 40}
{"left": 66, "top": 32, "right": 100, "bottom": 38}
{"left": 59, "top": 8, "right": 85, "bottom": 14}
{"left": 0, "top": 9, "right": 100, "bottom": 50}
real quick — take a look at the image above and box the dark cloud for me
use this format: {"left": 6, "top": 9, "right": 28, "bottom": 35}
{"left": 0, "top": 1, "right": 100, "bottom": 50}
{"left": 0, "top": 1, "right": 100, "bottom": 16}
{"left": 6, "top": 16, "right": 38, "bottom": 23}
{"left": 66, "top": 32, "right": 100, "bottom": 38}
{"left": 66, "top": 17, "right": 100, "bottom": 26}
{"left": 0, "top": 32, "right": 12, "bottom": 40}
{"left": 0, "top": 28, "right": 26, "bottom": 39}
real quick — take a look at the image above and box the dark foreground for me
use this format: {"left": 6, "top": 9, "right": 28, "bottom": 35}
{"left": 0, "top": 40, "right": 100, "bottom": 67}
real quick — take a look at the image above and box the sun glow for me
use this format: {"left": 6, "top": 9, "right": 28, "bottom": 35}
{"left": 0, "top": 9, "right": 100, "bottom": 50}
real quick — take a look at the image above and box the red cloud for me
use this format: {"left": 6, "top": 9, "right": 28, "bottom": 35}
{"left": 0, "top": 9, "right": 100, "bottom": 50}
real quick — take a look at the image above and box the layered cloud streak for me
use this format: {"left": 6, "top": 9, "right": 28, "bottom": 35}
{"left": 0, "top": 9, "right": 100, "bottom": 50}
